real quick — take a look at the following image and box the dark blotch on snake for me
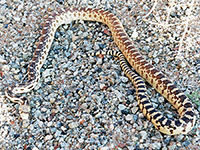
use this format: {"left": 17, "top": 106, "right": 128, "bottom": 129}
{"left": 185, "top": 111, "right": 194, "bottom": 117}
{"left": 148, "top": 109, "right": 157, "bottom": 115}
{"left": 175, "top": 120, "right": 182, "bottom": 127}
{"left": 184, "top": 102, "right": 192, "bottom": 108}
{"left": 181, "top": 116, "right": 190, "bottom": 123}
{"left": 153, "top": 113, "right": 161, "bottom": 120}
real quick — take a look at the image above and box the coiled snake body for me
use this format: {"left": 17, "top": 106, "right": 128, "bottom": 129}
{"left": 5, "top": 8, "right": 196, "bottom": 135}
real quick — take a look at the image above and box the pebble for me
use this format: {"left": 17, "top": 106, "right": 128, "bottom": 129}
{"left": 118, "top": 104, "right": 126, "bottom": 110}
{"left": 131, "top": 29, "right": 139, "bottom": 39}
{"left": 113, "top": 89, "right": 123, "bottom": 100}
{"left": 14, "top": 75, "right": 20, "bottom": 80}
{"left": 0, "top": 23, "right": 3, "bottom": 28}
{"left": 42, "top": 69, "right": 53, "bottom": 78}
{"left": 152, "top": 142, "right": 161, "bottom": 149}
{"left": 2, "top": 65, "right": 10, "bottom": 71}
{"left": 153, "top": 58, "right": 160, "bottom": 64}
{"left": 133, "top": 115, "right": 138, "bottom": 122}
{"left": 68, "top": 122, "right": 79, "bottom": 129}
{"left": 0, "top": 1, "right": 198, "bottom": 149}
{"left": 96, "top": 58, "right": 102, "bottom": 65}
{"left": 131, "top": 107, "right": 138, "bottom": 114}
{"left": 158, "top": 96, "right": 165, "bottom": 103}
{"left": 44, "top": 135, "right": 53, "bottom": 141}
{"left": 177, "top": 134, "right": 184, "bottom": 141}
{"left": 38, "top": 121, "right": 43, "bottom": 128}
{"left": 125, "top": 114, "right": 133, "bottom": 121}
{"left": 168, "top": 144, "right": 176, "bottom": 150}
{"left": 47, "top": 122, "right": 53, "bottom": 127}
{"left": 128, "top": 95, "right": 134, "bottom": 101}
{"left": 180, "top": 61, "right": 187, "bottom": 68}
{"left": 100, "top": 83, "right": 106, "bottom": 89}
{"left": 32, "top": 147, "right": 39, "bottom": 150}
{"left": 120, "top": 76, "right": 129, "bottom": 83}
{"left": 55, "top": 130, "right": 62, "bottom": 137}
{"left": 182, "top": 141, "right": 190, "bottom": 147}
{"left": 140, "top": 131, "right": 148, "bottom": 139}
{"left": 34, "top": 110, "right": 42, "bottom": 118}
{"left": 41, "top": 107, "right": 47, "bottom": 112}
{"left": 0, "top": 56, "right": 6, "bottom": 63}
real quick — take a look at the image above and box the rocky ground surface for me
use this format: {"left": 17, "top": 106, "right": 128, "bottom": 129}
{"left": 0, "top": 0, "right": 199, "bottom": 149}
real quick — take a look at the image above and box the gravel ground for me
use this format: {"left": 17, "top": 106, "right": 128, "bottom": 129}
{"left": 0, "top": 0, "right": 200, "bottom": 149}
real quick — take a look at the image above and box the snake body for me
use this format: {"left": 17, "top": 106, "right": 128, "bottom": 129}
{"left": 5, "top": 8, "right": 196, "bottom": 135}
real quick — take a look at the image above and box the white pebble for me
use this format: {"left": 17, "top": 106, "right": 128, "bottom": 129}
{"left": 68, "top": 122, "right": 79, "bottom": 129}
{"left": 38, "top": 121, "right": 43, "bottom": 128}
{"left": 99, "top": 147, "right": 109, "bottom": 150}
{"left": 109, "top": 124, "right": 114, "bottom": 130}
{"left": 97, "top": 58, "right": 102, "bottom": 65}
{"left": 100, "top": 83, "right": 106, "bottom": 89}
{"left": 32, "top": 147, "right": 39, "bottom": 150}
{"left": 34, "top": 82, "right": 41, "bottom": 90}
{"left": 2, "top": 65, "right": 10, "bottom": 71}
{"left": 73, "top": 70, "right": 79, "bottom": 76}
{"left": 65, "top": 70, "right": 72, "bottom": 75}
{"left": 47, "top": 122, "right": 53, "bottom": 127}
{"left": 140, "top": 131, "right": 148, "bottom": 139}
{"left": 125, "top": 114, "right": 133, "bottom": 121}
{"left": 118, "top": 104, "right": 126, "bottom": 110}
{"left": 78, "top": 138, "right": 84, "bottom": 143}
{"left": 42, "top": 69, "right": 53, "bottom": 78}
{"left": 180, "top": 61, "right": 187, "bottom": 68}
{"left": 120, "top": 76, "right": 129, "bottom": 83}
{"left": 41, "top": 107, "right": 47, "bottom": 112}
{"left": 45, "top": 77, "right": 51, "bottom": 83}
{"left": 14, "top": 75, "right": 20, "bottom": 80}
{"left": 113, "top": 89, "right": 123, "bottom": 99}
{"left": 128, "top": 95, "right": 134, "bottom": 101}
{"left": 153, "top": 58, "right": 159, "bottom": 64}
{"left": 0, "top": 56, "right": 6, "bottom": 63}
{"left": 158, "top": 97, "right": 164, "bottom": 103}
{"left": 117, "top": 110, "right": 122, "bottom": 115}
{"left": 44, "top": 135, "right": 53, "bottom": 141}
{"left": 131, "top": 29, "right": 138, "bottom": 39}
{"left": 14, "top": 16, "right": 21, "bottom": 21}
{"left": 146, "top": 37, "right": 151, "bottom": 42}
{"left": 131, "top": 107, "right": 138, "bottom": 114}
{"left": 18, "top": 3, "right": 24, "bottom": 11}
{"left": 0, "top": 0, "right": 6, "bottom": 4}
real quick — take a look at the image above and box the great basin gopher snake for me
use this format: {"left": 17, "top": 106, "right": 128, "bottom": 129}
{"left": 5, "top": 8, "right": 196, "bottom": 135}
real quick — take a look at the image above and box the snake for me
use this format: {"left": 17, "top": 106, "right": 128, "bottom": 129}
{"left": 5, "top": 7, "right": 196, "bottom": 135}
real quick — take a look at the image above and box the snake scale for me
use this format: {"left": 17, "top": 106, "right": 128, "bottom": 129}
{"left": 5, "top": 7, "right": 196, "bottom": 135}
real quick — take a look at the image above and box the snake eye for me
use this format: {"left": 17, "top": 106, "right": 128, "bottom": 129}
{"left": 6, "top": 87, "right": 12, "bottom": 94}
{"left": 22, "top": 97, "right": 27, "bottom": 101}
{"left": 20, "top": 97, "right": 29, "bottom": 105}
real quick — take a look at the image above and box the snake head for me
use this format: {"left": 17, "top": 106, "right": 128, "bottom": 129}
{"left": 18, "top": 97, "right": 30, "bottom": 120}
{"left": 5, "top": 86, "right": 13, "bottom": 98}
{"left": 19, "top": 97, "right": 31, "bottom": 128}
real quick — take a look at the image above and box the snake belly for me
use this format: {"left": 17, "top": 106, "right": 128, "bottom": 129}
{"left": 5, "top": 8, "right": 196, "bottom": 135}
